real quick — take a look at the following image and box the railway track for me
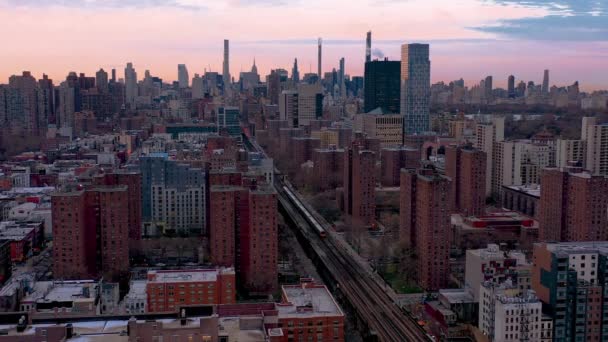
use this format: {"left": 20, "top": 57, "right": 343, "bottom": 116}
{"left": 277, "top": 185, "right": 431, "bottom": 342}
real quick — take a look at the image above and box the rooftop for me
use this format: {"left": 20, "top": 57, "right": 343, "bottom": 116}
{"left": 278, "top": 283, "right": 343, "bottom": 318}
{"left": 147, "top": 268, "right": 234, "bottom": 284}
{"left": 543, "top": 241, "right": 608, "bottom": 256}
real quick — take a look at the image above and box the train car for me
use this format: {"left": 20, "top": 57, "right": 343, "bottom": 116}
{"left": 283, "top": 186, "right": 327, "bottom": 238}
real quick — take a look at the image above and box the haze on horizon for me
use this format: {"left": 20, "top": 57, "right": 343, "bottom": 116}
{"left": 0, "top": 0, "right": 606, "bottom": 90}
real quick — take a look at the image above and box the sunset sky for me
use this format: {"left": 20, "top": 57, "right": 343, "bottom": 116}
{"left": 0, "top": 0, "right": 606, "bottom": 90}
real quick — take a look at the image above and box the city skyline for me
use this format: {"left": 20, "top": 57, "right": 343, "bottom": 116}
{"left": 1, "top": 0, "right": 607, "bottom": 90}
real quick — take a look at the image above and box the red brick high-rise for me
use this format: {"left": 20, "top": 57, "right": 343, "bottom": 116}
{"left": 344, "top": 141, "right": 376, "bottom": 226}
{"left": 444, "top": 145, "right": 486, "bottom": 216}
{"left": 242, "top": 187, "right": 278, "bottom": 294}
{"left": 539, "top": 166, "right": 608, "bottom": 242}
{"left": 52, "top": 185, "right": 130, "bottom": 280}
{"left": 92, "top": 171, "right": 142, "bottom": 242}
{"left": 209, "top": 184, "right": 277, "bottom": 295}
{"left": 291, "top": 137, "right": 321, "bottom": 167}
{"left": 380, "top": 146, "right": 420, "bottom": 187}
{"left": 312, "top": 148, "right": 344, "bottom": 191}
{"left": 400, "top": 167, "right": 451, "bottom": 291}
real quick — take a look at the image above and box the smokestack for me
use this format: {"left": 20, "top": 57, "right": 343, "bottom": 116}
{"left": 317, "top": 38, "right": 322, "bottom": 81}
{"left": 366, "top": 31, "right": 371, "bottom": 63}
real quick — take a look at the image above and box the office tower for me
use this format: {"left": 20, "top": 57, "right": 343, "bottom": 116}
{"left": 445, "top": 145, "right": 487, "bottom": 216}
{"left": 484, "top": 75, "right": 493, "bottom": 102}
{"left": 177, "top": 64, "right": 189, "bottom": 88}
{"left": 52, "top": 185, "right": 129, "bottom": 280}
{"left": 365, "top": 31, "right": 372, "bottom": 63}
{"left": 146, "top": 269, "right": 236, "bottom": 313}
{"left": 532, "top": 242, "right": 608, "bottom": 341}
{"left": 542, "top": 69, "right": 549, "bottom": 94}
{"left": 217, "top": 107, "right": 240, "bottom": 137}
{"left": 37, "top": 74, "right": 55, "bottom": 126}
{"left": 7, "top": 72, "right": 40, "bottom": 135}
{"left": 475, "top": 117, "right": 505, "bottom": 196}
{"left": 267, "top": 70, "right": 281, "bottom": 105}
{"left": 223, "top": 39, "right": 230, "bottom": 93}
{"left": 338, "top": 57, "right": 346, "bottom": 98}
{"left": 291, "top": 58, "right": 300, "bottom": 84}
{"left": 555, "top": 139, "right": 586, "bottom": 168}
{"left": 400, "top": 43, "right": 431, "bottom": 134}
{"left": 582, "top": 117, "right": 608, "bottom": 176}
{"left": 95, "top": 69, "right": 109, "bottom": 93}
{"left": 251, "top": 58, "right": 258, "bottom": 75}
{"left": 111, "top": 68, "right": 116, "bottom": 82}
{"left": 400, "top": 167, "right": 451, "bottom": 290}
{"left": 507, "top": 75, "right": 515, "bottom": 98}
{"left": 140, "top": 153, "right": 206, "bottom": 236}
{"left": 539, "top": 166, "right": 608, "bottom": 242}
{"left": 364, "top": 59, "right": 401, "bottom": 113}
{"left": 354, "top": 113, "right": 404, "bottom": 147}
{"left": 296, "top": 83, "right": 323, "bottom": 126}
{"left": 279, "top": 90, "right": 298, "bottom": 127}
{"left": 317, "top": 38, "right": 322, "bottom": 80}
{"left": 279, "top": 84, "right": 322, "bottom": 128}
{"left": 124, "top": 62, "right": 137, "bottom": 109}
{"left": 380, "top": 146, "right": 419, "bottom": 187}
{"left": 191, "top": 74, "right": 204, "bottom": 99}
{"left": 343, "top": 141, "right": 376, "bottom": 226}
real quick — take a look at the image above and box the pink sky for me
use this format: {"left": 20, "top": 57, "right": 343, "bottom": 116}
{"left": 0, "top": 0, "right": 606, "bottom": 90}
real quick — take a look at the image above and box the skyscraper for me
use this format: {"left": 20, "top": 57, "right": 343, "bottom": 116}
{"left": 507, "top": 75, "right": 515, "bottom": 98}
{"left": 475, "top": 117, "right": 505, "bottom": 197}
{"left": 177, "top": 64, "right": 189, "bottom": 88}
{"left": 96, "top": 69, "right": 108, "bottom": 93}
{"left": 542, "top": 69, "right": 549, "bottom": 94}
{"left": 364, "top": 59, "right": 401, "bottom": 113}
{"left": 582, "top": 116, "right": 608, "bottom": 176}
{"left": 223, "top": 39, "right": 230, "bottom": 93}
{"left": 292, "top": 58, "right": 300, "bottom": 84}
{"left": 124, "top": 62, "right": 137, "bottom": 109}
{"left": 317, "top": 38, "right": 322, "bottom": 80}
{"left": 400, "top": 43, "right": 430, "bottom": 134}
{"left": 365, "top": 31, "right": 372, "bottom": 63}
{"left": 484, "top": 75, "right": 493, "bottom": 102}
{"left": 338, "top": 57, "right": 346, "bottom": 98}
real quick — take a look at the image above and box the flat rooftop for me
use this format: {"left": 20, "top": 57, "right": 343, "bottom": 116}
{"left": 278, "top": 284, "right": 343, "bottom": 318}
{"left": 543, "top": 241, "right": 608, "bottom": 256}
{"left": 22, "top": 281, "right": 97, "bottom": 303}
{"left": 147, "top": 268, "right": 234, "bottom": 283}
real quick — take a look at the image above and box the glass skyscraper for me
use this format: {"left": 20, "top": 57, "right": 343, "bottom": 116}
{"left": 400, "top": 43, "right": 430, "bottom": 135}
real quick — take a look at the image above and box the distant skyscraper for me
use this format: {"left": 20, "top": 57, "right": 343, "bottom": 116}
{"left": 339, "top": 57, "right": 346, "bottom": 98}
{"left": 96, "top": 69, "right": 108, "bottom": 93}
{"left": 400, "top": 43, "right": 431, "bottom": 134}
{"left": 111, "top": 69, "right": 116, "bottom": 82}
{"left": 178, "top": 64, "right": 189, "bottom": 88}
{"left": 124, "top": 62, "right": 137, "bottom": 109}
{"left": 317, "top": 38, "right": 322, "bottom": 80}
{"left": 251, "top": 58, "right": 258, "bottom": 75}
{"left": 542, "top": 69, "right": 549, "bottom": 94}
{"left": 292, "top": 58, "right": 300, "bottom": 84}
{"left": 223, "top": 39, "right": 231, "bottom": 93}
{"left": 507, "top": 75, "right": 515, "bottom": 98}
{"left": 364, "top": 59, "right": 401, "bottom": 113}
{"left": 365, "top": 31, "right": 372, "bottom": 63}
{"left": 484, "top": 75, "right": 493, "bottom": 102}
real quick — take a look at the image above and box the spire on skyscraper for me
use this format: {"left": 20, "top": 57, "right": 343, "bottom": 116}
{"left": 292, "top": 58, "right": 300, "bottom": 84}
{"left": 251, "top": 58, "right": 258, "bottom": 74}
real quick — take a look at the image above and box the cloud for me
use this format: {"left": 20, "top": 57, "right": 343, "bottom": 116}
{"left": 0, "top": 0, "right": 205, "bottom": 10}
{"left": 473, "top": 0, "right": 608, "bottom": 41}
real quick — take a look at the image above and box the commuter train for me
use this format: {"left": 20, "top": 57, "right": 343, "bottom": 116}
{"left": 282, "top": 186, "right": 327, "bottom": 238}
